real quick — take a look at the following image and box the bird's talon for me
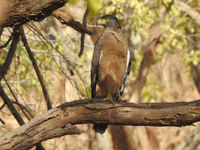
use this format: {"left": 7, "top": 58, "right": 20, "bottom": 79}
{"left": 109, "top": 99, "right": 115, "bottom": 105}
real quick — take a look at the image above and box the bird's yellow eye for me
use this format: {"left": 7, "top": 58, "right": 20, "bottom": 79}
{"left": 99, "top": 18, "right": 109, "bottom": 24}
{"left": 97, "top": 17, "right": 110, "bottom": 26}
{"left": 104, "top": 18, "right": 110, "bottom": 22}
{"left": 105, "top": 18, "right": 109, "bottom": 21}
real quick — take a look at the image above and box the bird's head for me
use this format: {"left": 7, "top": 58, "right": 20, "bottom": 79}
{"left": 96, "top": 15, "right": 121, "bottom": 29}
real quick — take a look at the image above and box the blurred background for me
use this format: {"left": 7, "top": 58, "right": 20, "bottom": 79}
{"left": 1, "top": 0, "right": 200, "bottom": 149}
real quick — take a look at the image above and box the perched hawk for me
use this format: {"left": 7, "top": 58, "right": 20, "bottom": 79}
{"left": 91, "top": 15, "right": 131, "bottom": 133}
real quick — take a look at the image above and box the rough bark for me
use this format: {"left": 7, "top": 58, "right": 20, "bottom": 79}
{"left": 52, "top": 8, "right": 95, "bottom": 35}
{"left": 1, "top": 0, "right": 67, "bottom": 27}
{"left": 0, "top": 99, "right": 200, "bottom": 150}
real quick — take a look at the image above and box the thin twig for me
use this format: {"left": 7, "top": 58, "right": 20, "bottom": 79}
{"left": 19, "top": 26, "right": 52, "bottom": 110}
{"left": 0, "top": 83, "right": 24, "bottom": 125}
{"left": 3, "top": 77, "right": 33, "bottom": 120}
{"left": 163, "top": 0, "right": 174, "bottom": 18}
{"left": 3, "top": 77, "right": 18, "bottom": 102}
{"left": 0, "top": 102, "right": 5, "bottom": 111}
{"left": 19, "top": 26, "right": 45, "bottom": 150}
{"left": 0, "top": 32, "right": 13, "bottom": 49}
{"left": 0, "top": 118, "right": 5, "bottom": 124}
{"left": 26, "top": 23, "right": 88, "bottom": 96}
{"left": 12, "top": 101, "right": 33, "bottom": 120}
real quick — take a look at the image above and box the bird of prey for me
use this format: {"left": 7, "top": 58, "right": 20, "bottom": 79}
{"left": 91, "top": 15, "right": 132, "bottom": 133}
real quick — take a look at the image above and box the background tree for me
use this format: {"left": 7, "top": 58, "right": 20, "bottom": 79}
{"left": 1, "top": 0, "right": 200, "bottom": 150}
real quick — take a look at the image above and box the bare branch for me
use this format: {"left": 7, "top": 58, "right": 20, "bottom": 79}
{"left": 0, "top": 29, "right": 13, "bottom": 49}
{"left": 52, "top": 8, "right": 95, "bottom": 35}
{"left": 0, "top": 78, "right": 48, "bottom": 150}
{"left": 12, "top": 101, "right": 33, "bottom": 120}
{"left": 79, "top": 7, "right": 89, "bottom": 57}
{"left": 0, "top": 35, "right": 13, "bottom": 49}
{"left": 3, "top": 76, "right": 33, "bottom": 120}
{"left": 0, "top": 99, "right": 200, "bottom": 150}
{"left": 131, "top": 21, "right": 162, "bottom": 102}
{"left": 130, "top": 2, "right": 174, "bottom": 103}
{"left": 0, "top": 118, "right": 5, "bottom": 125}
{"left": 175, "top": 1, "right": 200, "bottom": 25}
{"left": 19, "top": 26, "right": 52, "bottom": 110}
{"left": 1, "top": 0, "right": 67, "bottom": 27}
{"left": 0, "top": 27, "right": 20, "bottom": 80}
{"left": 0, "top": 102, "right": 5, "bottom": 111}
{"left": 0, "top": 83, "right": 25, "bottom": 125}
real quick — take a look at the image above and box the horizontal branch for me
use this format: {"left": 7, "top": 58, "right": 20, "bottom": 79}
{"left": 52, "top": 8, "right": 95, "bottom": 35}
{"left": 0, "top": 99, "right": 200, "bottom": 149}
{"left": 1, "top": 0, "right": 67, "bottom": 27}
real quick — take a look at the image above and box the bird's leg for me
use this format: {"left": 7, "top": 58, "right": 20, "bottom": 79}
{"left": 116, "top": 90, "right": 122, "bottom": 102}
{"left": 103, "top": 94, "right": 115, "bottom": 104}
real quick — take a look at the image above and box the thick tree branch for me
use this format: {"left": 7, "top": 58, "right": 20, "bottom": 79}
{"left": 1, "top": 0, "right": 67, "bottom": 27}
{"left": 0, "top": 99, "right": 200, "bottom": 150}
{"left": 0, "top": 83, "right": 45, "bottom": 149}
{"left": 52, "top": 8, "right": 95, "bottom": 35}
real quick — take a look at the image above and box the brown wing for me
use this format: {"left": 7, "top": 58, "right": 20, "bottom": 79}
{"left": 119, "top": 47, "right": 132, "bottom": 96}
{"left": 91, "top": 39, "right": 102, "bottom": 98}
{"left": 97, "top": 30, "right": 128, "bottom": 99}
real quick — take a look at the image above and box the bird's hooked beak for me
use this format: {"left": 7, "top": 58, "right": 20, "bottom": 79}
{"left": 96, "top": 18, "right": 109, "bottom": 26}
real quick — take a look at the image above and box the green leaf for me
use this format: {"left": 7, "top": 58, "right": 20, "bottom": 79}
{"left": 87, "top": 0, "right": 102, "bottom": 16}
{"left": 68, "top": 0, "right": 80, "bottom": 5}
